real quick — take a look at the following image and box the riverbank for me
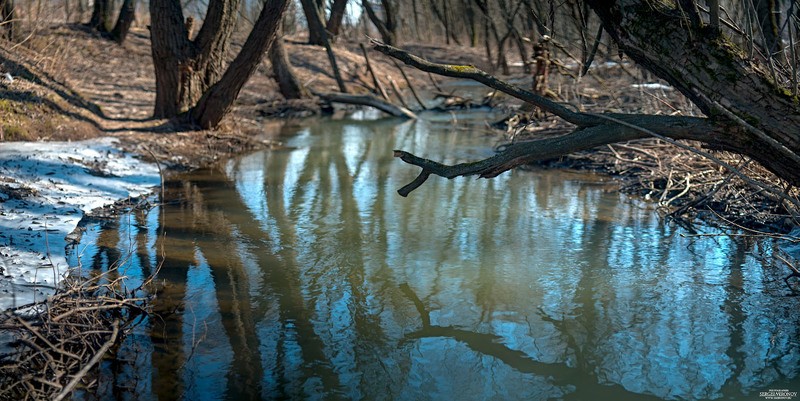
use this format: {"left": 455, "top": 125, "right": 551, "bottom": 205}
{"left": 0, "top": 137, "right": 159, "bottom": 312}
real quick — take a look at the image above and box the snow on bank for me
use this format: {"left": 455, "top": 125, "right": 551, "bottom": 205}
{"left": 0, "top": 137, "right": 159, "bottom": 311}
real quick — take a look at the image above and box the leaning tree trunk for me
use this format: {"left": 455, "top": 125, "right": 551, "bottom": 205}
{"left": 192, "top": 0, "right": 290, "bottom": 128}
{"left": 110, "top": 0, "right": 135, "bottom": 44}
{"left": 269, "top": 25, "right": 310, "bottom": 99}
{"left": 586, "top": 0, "right": 800, "bottom": 185}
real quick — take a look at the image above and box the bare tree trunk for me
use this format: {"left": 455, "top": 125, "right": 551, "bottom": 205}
{"left": 0, "top": 0, "right": 13, "bottom": 40}
{"left": 269, "top": 25, "right": 310, "bottom": 99}
{"left": 150, "top": 0, "right": 195, "bottom": 118}
{"left": 431, "top": 0, "right": 460, "bottom": 45}
{"left": 110, "top": 0, "right": 135, "bottom": 44}
{"left": 411, "top": 0, "right": 420, "bottom": 40}
{"left": 496, "top": 32, "right": 511, "bottom": 74}
{"left": 463, "top": 0, "right": 477, "bottom": 47}
{"left": 474, "top": 0, "right": 501, "bottom": 72}
{"left": 65, "top": 0, "right": 72, "bottom": 23}
{"left": 192, "top": 0, "right": 291, "bottom": 128}
{"left": 299, "top": 0, "right": 347, "bottom": 92}
{"left": 752, "top": 0, "right": 782, "bottom": 57}
{"left": 88, "top": 0, "right": 110, "bottom": 32}
{"left": 482, "top": 8, "right": 493, "bottom": 73}
{"left": 150, "top": 0, "right": 241, "bottom": 118}
{"left": 362, "top": 0, "right": 396, "bottom": 45}
{"left": 77, "top": 0, "right": 86, "bottom": 23}
{"left": 326, "top": 0, "right": 348, "bottom": 39}
{"left": 299, "top": 0, "right": 326, "bottom": 45}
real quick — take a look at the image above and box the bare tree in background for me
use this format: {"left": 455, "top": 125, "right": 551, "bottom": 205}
{"left": 751, "top": 0, "right": 782, "bottom": 57}
{"left": 362, "top": 0, "right": 396, "bottom": 45}
{"left": 110, "top": 0, "right": 136, "bottom": 44}
{"left": 269, "top": 24, "right": 310, "bottom": 99}
{"left": 326, "top": 0, "right": 349, "bottom": 40}
{"left": 299, "top": 0, "right": 326, "bottom": 45}
{"left": 88, "top": 0, "right": 110, "bottom": 32}
{"left": 0, "top": 0, "right": 13, "bottom": 40}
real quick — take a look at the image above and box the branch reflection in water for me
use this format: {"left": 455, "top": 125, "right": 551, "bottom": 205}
{"left": 69, "top": 111, "right": 800, "bottom": 400}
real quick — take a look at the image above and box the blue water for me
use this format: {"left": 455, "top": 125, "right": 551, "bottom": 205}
{"left": 70, "top": 112, "right": 800, "bottom": 400}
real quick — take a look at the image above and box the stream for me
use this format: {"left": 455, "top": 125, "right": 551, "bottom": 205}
{"left": 69, "top": 110, "right": 800, "bottom": 400}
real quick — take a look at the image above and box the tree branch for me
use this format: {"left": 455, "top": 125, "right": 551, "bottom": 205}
{"left": 370, "top": 39, "right": 599, "bottom": 126}
{"left": 392, "top": 114, "right": 727, "bottom": 196}
{"left": 316, "top": 91, "right": 417, "bottom": 119}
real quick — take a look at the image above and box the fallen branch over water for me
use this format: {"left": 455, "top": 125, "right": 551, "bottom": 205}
{"left": 315, "top": 91, "right": 417, "bottom": 119}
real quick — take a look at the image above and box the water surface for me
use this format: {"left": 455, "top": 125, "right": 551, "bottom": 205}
{"left": 70, "top": 111, "right": 800, "bottom": 400}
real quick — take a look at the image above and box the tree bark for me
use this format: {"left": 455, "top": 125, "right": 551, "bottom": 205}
{"left": 0, "top": 0, "right": 13, "bottom": 40}
{"left": 751, "top": 0, "right": 781, "bottom": 57}
{"left": 299, "top": 0, "right": 326, "bottom": 45}
{"left": 463, "top": 0, "right": 477, "bottom": 47}
{"left": 269, "top": 25, "right": 310, "bottom": 100}
{"left": 150, "top": 0, "right": 241, "bottom": 118}
{"left": 192, "top": 0, "right": 291, "bottom": 128}
{"left": 149, "top": 0, "right": 194, "bottom": 118}
{"left": 586, "top": 1, "right": 800, "bottom": 184}
{"left": 88, "top": 0, "right": 110, "bottom": 32}
{"left": 326, "top": 0, "right": 348, "bottom": 39}
{"left": 362, "top": 0, "right": 396, "bottom": 46}
{"left": 297, "top": 0, "right": 348, "bottom": 93}
{"left": 110, "top": 0, "right": 135, "bottom": 44}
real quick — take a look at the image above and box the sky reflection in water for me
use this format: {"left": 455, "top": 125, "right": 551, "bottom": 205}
{"left": 70, "top": 112, "right": 800, "bottom": 400}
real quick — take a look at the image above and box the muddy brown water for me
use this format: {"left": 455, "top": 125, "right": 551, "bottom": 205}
{"left": 69, "top": 110, "right": 800, "bottom": 400}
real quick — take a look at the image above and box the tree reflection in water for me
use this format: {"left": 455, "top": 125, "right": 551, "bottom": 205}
{"left": 69, "top": 113, "right": 800, "bottom": 400}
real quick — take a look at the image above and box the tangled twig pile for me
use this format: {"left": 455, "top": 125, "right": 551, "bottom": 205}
{"left": 0, "top": 268, "right": 152, "bottom": 401}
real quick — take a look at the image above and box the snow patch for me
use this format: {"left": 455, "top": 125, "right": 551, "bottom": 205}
{"left": 631, "top": 83, "right": 673, "bottom": 91}
{"left": 0, "top": 137, "right": 159, "bottom": 311}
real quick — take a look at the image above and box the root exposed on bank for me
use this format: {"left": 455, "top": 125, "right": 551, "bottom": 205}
{"left": 0, "top": 267, "right": 152, "bottom": 401}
